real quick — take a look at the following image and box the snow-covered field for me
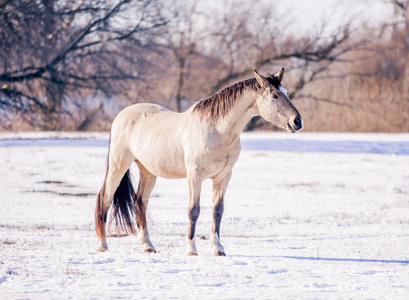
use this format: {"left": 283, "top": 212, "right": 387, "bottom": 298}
{"left": 0, "top": 132, "right": 409, "bottom": 299}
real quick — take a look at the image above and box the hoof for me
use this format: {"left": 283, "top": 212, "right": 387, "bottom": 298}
{"left": 143, "top": 248, "right": 156, "bottom": 253}
{"left": 213, "top": 251, "right": 226, "bottom": 256}
{"left": 187, "top": 252, "right": 198, "bottom": 256}
{"left": 96, "top": 247, "right": 108, "bottom": 252}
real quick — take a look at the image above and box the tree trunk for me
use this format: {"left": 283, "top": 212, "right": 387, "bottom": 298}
{"left": 175, "top": 59, "right": 186, "bottom": 112}
{"left": 403, "top": 7, "right": 409, "bottom": 93}
{"left": 42, "top": 70, "right": 64, "bottom": 131}
{"left": 41, "top": 0, "right": 64, "bottom": 131}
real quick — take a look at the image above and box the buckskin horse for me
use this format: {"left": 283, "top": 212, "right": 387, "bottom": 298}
{"left": 95, "top": 69, "right": 303, "bottom": 256}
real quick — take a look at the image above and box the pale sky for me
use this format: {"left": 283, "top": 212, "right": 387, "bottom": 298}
{"left": 275, "top": 0, "right": 395, "bottom": 36}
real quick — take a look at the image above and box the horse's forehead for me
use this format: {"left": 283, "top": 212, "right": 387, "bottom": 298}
{"left": 266, "top": 77, "right": 289, "bottom": 97}
{"left": 278, "top": 84, "right": 289, "bottom": 97}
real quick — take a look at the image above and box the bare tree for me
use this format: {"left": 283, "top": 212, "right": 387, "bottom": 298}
{"left": 210, "top": 2, "right": 356, "bottom": 99}
{"left": 0, "top": 0, "right": 167, "bottom": 130}
{"left": 159, "top": 0, "right": 217, "bottom": 112}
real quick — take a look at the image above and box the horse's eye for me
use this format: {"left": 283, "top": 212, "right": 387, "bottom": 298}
{"left": 272, "top": 94, "right": 278, "bottom": 100}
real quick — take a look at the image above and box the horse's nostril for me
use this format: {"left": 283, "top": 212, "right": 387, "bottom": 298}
{"left": 293, "top": 117, "right": 301, "bottom": 129}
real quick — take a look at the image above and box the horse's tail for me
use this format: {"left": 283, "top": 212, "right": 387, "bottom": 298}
{"left": 109, "top": 169, "right": 138, "bottom": 235}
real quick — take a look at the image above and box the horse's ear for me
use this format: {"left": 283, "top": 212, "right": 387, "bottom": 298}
{"left": 254, "top": 70, "right": 269, "bottom": 88}
{"left": 274, "top": 68, "right": 285, "bottom": 81}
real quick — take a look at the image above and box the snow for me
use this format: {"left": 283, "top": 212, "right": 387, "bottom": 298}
{"left": 0, "top": 132, "right": 409, "bottom": 299}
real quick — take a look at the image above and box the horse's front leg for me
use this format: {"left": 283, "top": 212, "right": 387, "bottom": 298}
{"left": 186, "top": 167, "right": 203, "bottom": 256}
{"left": 211, "top": 172, "right": 232, "bottom": 256}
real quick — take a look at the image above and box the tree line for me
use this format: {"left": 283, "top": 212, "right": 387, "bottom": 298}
{"left": 0, "top": 0, "right": 408, "bottom": 132}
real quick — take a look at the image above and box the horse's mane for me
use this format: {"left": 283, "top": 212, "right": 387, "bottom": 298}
{"left": 192, "top": 75, "right": 281, "bottom": 122}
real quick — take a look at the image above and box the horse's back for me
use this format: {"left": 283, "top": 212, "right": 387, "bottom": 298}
{"left": 113, "top": 103, "right": 169, "bottom": 122}
{"left": 111, "top": 103, "right": 182, "bottom": 134}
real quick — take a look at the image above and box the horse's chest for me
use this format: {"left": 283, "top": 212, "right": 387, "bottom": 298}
{"left": 201, "top": 146, "right": 240, "bottom": 179}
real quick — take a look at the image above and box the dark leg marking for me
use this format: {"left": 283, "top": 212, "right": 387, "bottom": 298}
{"left": 187, "top": 202, "right": 200, "bottom": 240}
{"left": 212, "top": 197, "right": 224, "bottom": 236}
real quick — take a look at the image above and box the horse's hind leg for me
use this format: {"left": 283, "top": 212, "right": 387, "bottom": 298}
{"left": 95, "top": 152, "right": 133, "bottom": 252}
{"left": 135, "top": 161, "right": 157, "bottom": 253}
{"left": 210, "top": 171, "right": 232, "bottom": 256}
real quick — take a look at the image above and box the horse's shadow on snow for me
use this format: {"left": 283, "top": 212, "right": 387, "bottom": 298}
{"left": 280, "top": 256, "right": 409, "bottom": 265}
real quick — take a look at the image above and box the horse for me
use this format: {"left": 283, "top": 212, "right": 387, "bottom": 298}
{"left": 95, "top": 68, "right": 303, "bottom": 256}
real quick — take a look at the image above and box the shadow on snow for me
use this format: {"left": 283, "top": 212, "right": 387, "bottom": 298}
{"left": 280, "top": 255, "right": 409, "bottom": 265}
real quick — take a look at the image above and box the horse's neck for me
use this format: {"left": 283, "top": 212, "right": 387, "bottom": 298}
{"left": 216, "top": 90, "right": 259, "bottom": 136}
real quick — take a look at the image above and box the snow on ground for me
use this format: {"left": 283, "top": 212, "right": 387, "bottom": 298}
{"left": 0, "top": 132, "right": 408, "bottom": 299}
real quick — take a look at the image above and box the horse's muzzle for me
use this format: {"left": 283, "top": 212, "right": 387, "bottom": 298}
{"left": 286, "top": 115, "right": 303, "bottom": 133}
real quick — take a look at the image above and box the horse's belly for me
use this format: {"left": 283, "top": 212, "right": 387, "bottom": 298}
{"left": 151, "top": 162, "right": 187, "bottom": 179}
{"left": 137, "top": 152, "right": 187, "bottom": 179}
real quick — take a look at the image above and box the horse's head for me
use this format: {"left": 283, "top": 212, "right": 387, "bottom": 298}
{"left": 254, "top": 69, "right": 303, "bottom": 133}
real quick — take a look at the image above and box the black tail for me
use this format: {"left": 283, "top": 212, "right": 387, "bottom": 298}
{"left": 109, "top": 170, "right": 137, "bottom": 235}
